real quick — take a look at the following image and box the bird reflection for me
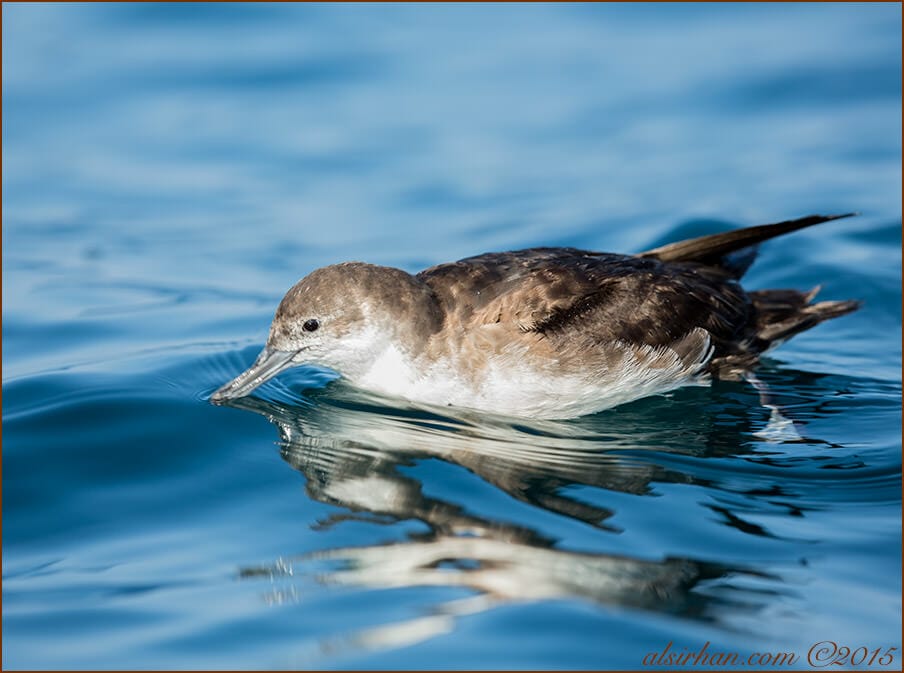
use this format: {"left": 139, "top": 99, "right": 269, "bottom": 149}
{"left": 223, "top": 383, "right": 794, "bottom": 656}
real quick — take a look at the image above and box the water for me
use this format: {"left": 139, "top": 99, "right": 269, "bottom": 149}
{"left": 3, "top": 3, "right": 901, "bottom": 669}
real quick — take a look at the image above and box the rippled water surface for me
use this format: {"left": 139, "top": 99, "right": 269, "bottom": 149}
{"left": 3, "top": 3, "right": 902, "bottom": 669}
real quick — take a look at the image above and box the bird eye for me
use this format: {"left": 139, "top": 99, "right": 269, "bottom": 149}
{"left": 302, "top": 319, "right": 320, "bottom": 333}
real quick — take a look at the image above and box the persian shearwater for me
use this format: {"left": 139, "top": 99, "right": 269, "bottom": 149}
{"left": 211, "top": 214, "right": 859, "bottom": 419}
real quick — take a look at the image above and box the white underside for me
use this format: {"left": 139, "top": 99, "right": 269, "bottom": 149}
{"left": 350, "top": 337, "right": 712, "bottom": 420}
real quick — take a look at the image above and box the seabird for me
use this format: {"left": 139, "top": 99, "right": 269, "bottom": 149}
{"left": 211, "top": 214, "right": 859, "bottom": 419}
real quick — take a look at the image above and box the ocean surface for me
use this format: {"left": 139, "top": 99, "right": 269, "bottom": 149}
{"left": 3, "top": 3, "right": 901, "bottom": 670}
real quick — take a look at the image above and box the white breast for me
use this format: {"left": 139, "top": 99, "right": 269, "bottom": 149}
{"left": 357, "top": 343, "right": 422, "bottom": 395}
{"left": 352, "top": 335, "right": 713, "bottom": 420}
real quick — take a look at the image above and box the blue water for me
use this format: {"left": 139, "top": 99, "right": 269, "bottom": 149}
{"left": 3, "top": 3, "right": 901, "bottom": 669}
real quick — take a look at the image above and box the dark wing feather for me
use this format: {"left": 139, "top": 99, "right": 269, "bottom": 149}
{"left": 639, "top": 213, "right": 856, "bottom": 278}
{"left": 418, "top": 248, "right": 750, "bottom": 350}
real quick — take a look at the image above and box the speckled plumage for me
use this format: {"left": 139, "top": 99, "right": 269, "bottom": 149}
{"left": 211, "top": 214, "right": 859, "bottom": 418}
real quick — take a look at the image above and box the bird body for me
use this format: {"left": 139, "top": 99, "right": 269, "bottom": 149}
{"left": 212, "top": 214, "right": 859, "bottom": 419}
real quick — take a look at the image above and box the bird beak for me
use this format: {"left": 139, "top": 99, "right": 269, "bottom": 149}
{"left": 210, "top": 346, "right": 300, "bottom": 403}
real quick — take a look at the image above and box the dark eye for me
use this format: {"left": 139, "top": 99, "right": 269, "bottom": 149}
{"left": 302, "top": 319, "right": 320, "bottom": 333}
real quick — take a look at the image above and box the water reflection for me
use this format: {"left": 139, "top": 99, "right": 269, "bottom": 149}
{"left": 225, "top": 386, "right": 792, "bottom": 654}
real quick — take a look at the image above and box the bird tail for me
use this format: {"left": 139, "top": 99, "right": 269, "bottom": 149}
{"left": 712, "top": 285, "right": 861, "bottom": 376}
{"left": 748, "top": 286, "right": 861, "bottom": 344}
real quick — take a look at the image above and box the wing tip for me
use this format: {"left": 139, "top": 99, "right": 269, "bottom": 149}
{"left": 815, "top": 212, "right": 859, "bottom": 222}
{"left": 640, "top": 211, "right": 860, "bottom": 268}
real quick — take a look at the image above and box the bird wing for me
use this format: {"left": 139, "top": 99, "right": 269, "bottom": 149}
{"left": 639, "top": 213, "right": 855, "bottom": 278}
{"left": 417, "top": 248, "right": 749, "bottom": 349}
